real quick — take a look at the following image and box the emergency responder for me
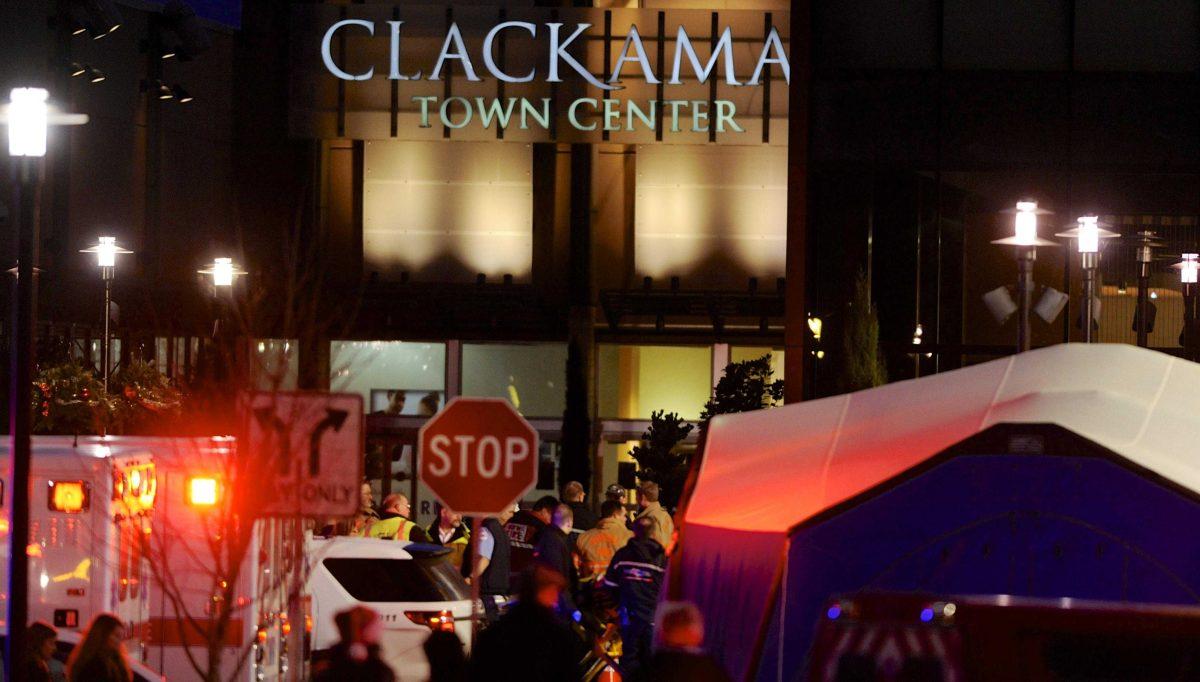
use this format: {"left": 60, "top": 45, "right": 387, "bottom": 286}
{"left": 604, "top": 483, "right": 627, "bottom": 505}
{"left": 367, "top": 493, "right": 431, "bottom": 542}
{"left": 427, "top": 504, "right": 470, "bottom": 571}
{"left": 505, "top": 495, "right": 558, "bottom": 586}
{"left": 576, "top": 500, "right": 633, "bottom": 585}
{"left": 533, "top": 504, "right": 578, "bottom": 615}
{"left": 603, "top": 516, "right": 667, "bottom": 679}
{"left": 562, "top": 480, "right": 598, "bottom": 534}
{"left": 635, "top": 481, "right": 674, "bottom": 552}
{"left": 469, "top": 504, "right": 517, "bottom": 620}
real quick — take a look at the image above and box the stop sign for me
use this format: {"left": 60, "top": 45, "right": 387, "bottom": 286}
{"left": 418, "top": 397, "right": 539, "bottom": 516}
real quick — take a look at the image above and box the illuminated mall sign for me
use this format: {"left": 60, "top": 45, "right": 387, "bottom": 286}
{"left": 291, "top": 6, "right": 790, "bottom": 143}
{"left": 321, "top": 19, "right": 786, "bottom": 134}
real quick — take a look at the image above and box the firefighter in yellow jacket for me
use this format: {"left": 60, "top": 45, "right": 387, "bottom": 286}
{"left": 368, "top": 493, "right": 432, "bottom": 543}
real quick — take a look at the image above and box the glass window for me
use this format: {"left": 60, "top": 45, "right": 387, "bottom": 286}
{"left": 597, "top": 344, "right": 712, "bottom": 420}
{"left": 729, "top": 347, "right": 786, "bottom": 381}
{"left": 253, "top": 339, "right": 298, "bottom": 390}
{"left": 331, "top": 341, "right": 446, "bottom": 414}
{"left": 461, "top": 343, "right": 567, "bottom": 418}
{"left": 321, "top": 557, "right": 468, "bottom": 602}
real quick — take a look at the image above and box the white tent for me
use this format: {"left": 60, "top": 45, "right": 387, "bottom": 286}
{"left": 673, "top": 344, "right": 1200, "bottom": 681}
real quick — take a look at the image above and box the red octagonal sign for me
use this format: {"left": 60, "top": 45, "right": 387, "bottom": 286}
{"left": 419, "top": 397, "right": 539, "bottom": 517}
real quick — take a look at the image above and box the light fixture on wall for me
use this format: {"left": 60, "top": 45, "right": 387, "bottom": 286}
{"left": 170, "top": 85, "right": 192, "bottom": 103}
{"left": 68, "top": 0, "right": 122, "bottom": 39}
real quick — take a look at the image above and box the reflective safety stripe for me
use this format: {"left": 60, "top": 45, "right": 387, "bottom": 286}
{"left": 368, "top": 517, "right": 415, "bottom": 540}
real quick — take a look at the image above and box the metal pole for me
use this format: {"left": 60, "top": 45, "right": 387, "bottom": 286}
{"left": 1081, "top": 252, "right": 1098, "bottom": 343}
{"left": 1016, "top": 246, "right": 1035, "bottom": 352}
{"left": 7, "top": 155, "right": 40, "bottom": 682}
{"left": 1135, "top": 237, "right": 1154, "bottom": 348}
{"left": 1184, "top": 282, "right": 1198, "bottom": 361}
{"left": 469, "top": 516, "right": 483, "bottom": 639}
{"left": 102, "top": 271, "right": 113, "bottom": 394}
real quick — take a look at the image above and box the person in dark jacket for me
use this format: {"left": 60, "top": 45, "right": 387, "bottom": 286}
{"left": 504, "top": 494, "right": 557, "bottom": 586}
{"left": 533, "top": 503, "right": 578, "bottom": 615}
{"left": 468, "top": 564, "right": 583, "bottom": 682}
{"left": 466, "top": 505, "right": 516, "bottom": 620}
{"left": 603, "top": 516, "right": 667, "bottom": 680}
{"left": 424, "top": 630, "right": 468, "bottom": 682}
{"left": 313, "top": 606, "right": 396, "bottom": 682}
{"left": 636, "top": 601, "right": 732, "bottom": 682}
{"left": 562, "top": 480, "right": 598, "bottom": 535}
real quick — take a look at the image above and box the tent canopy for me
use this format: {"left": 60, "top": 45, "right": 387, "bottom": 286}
{"left": 685, "top": 344, "right": 1200, "bottom": 533}
{"left": 675, "top": 345, "right": 1200, "bottom": 681}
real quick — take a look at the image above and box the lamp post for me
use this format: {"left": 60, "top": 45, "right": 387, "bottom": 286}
{"left": 992, "top": 201, "right": 1056, "bottom": 352}
{"left": 1, "top": 87, "right": 86, "bottom": 682}
{"left": 1130, "top": 231, "right": 1163, "bottom": 348}
{"left": 1055, "top": 216, "right": 1118, "bottom": 343}
{"left": 1175, "top": 253, "right": 1199, "bottom": 360}
{"left": 197, "top": 258, "right": 246, "bottom": 380}
{"left": 80, "top": 236, "right": 132, "bottom": 393}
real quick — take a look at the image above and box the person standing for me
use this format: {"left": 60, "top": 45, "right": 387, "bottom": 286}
{"left": 576, "top": 500, "right": 633, "bottom": 585}
{"left": 427, "top": 504, "right": 471, "bottom": 571}
{"left": 562, "top": 481, "right": 598, "bottom": 534}
{"left": 603, "top": 516, "right": 667, "bottom": 680}
{"left": 313, "top": 606, "right": 396, "bottom": 682}
{"left": 505, "top": 495, "right": 558, "bottom": 586}
{"left": 468, "top": 504, "right": 516, "bottom": 620}
{"left": 368, "top": 493, "right": 432, "bottom": 542}
{"left": 66, "top": 613, "right": 132, "bottom": 682}
{"left": 635, "top": 481, "right": 675, "bottom": 552}
{"left": 19, "top": 621, "right": 57, "bottom": 682}
{"left": 636, "top": 602, "right": 731, "bottom": 682}
{"left": 533, "top": 504, "right": 578, "bottom": 614}
{"left": 468, "top": 565, "right": 583, "bottom": 682}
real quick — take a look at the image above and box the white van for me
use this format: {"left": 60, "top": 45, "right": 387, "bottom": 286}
{"left": 307, "top": 536, "right": 473, "bottom": 679}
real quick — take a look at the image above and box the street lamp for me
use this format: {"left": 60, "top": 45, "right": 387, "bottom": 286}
{"left": 1128, "top": 231, "right": 1163, "bottom": 348}
{"left": 1055, "top": 216, "right": 1118, "bottom": 343}
{"left": 80, "top": 236, "right": 132, "bottom": 393}
{"left": 1, "top": 87, "right": 86, "bottom": 682}
{"left": 1174, "top": 253, "right": 1199, "bottom": 360}
{"left": 992, "top": 200, "right": 1055, "bottom": 352}
{"left": 198, "top": 257, "right": 247, "bottom": 288}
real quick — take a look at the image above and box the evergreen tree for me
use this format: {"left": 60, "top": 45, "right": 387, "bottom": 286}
{"left": 840, "top": 269, "right": 888, "bottom": 392}
{"left": 628, "top": 410, "right": 694, "bottom": 511}
{"left": 31, "top": 361, "right": 106, "bottom": 435}
{"left": 700, "top": 353, "right": 784, "bottom": 431}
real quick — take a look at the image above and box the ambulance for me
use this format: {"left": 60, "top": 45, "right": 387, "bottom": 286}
{"left": 0, "top": 436, "right": 296, "bottom": 681}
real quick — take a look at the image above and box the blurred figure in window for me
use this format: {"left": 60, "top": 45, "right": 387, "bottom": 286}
{"left": 418, "top": 392, "right": 441, "bottom": 416}
{"left": 314, "top": 606, "right": 395, "bottom": 682}
{"left": 20, "top": 621, "right": 57, "bottom": 682}
{"left": 66, "top": 613, "right": 131, "bottom": 682}
{"left": 635, "top": 602, "right": 731, "bottom": 682}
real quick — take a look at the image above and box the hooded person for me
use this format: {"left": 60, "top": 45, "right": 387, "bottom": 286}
{"left": 313, "top": 606, "right": 396, "bottom": 682}
{"left": 468, "top": 564, "right": 583, "bottom": 682}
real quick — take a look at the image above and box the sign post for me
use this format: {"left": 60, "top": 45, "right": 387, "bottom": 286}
{"left": 247, "top": 391, "right": 364, "bottom": 518}
{"left": 418, "top": 397, "right": 539, "bottom": 635}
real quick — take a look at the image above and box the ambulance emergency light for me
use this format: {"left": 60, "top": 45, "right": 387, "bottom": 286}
{"left": 48, "top": 480, "right": 90, "bottom": 513}
{"left": 186, "top": 476, "right": 221, "bottom": 508}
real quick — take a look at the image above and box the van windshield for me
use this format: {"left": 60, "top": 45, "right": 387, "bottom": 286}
{"left": 322, "top": 556, "right": 469, "bottom": 602}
